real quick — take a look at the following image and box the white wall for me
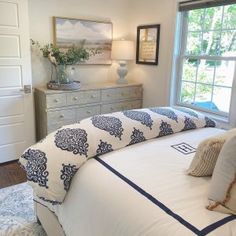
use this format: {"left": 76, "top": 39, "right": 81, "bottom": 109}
{"left": 128, "top": 0, "right": 177, "bottom": 108}
{"left": 29, "top": 0, "right": 177, "bottom": 108}
{"left": 28, "top": 0, "right": 131, "bottom": 87}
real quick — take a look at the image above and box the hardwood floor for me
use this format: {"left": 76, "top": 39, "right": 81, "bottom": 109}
{"left": 0, "top": 160, "right": 27, "bottom": 189}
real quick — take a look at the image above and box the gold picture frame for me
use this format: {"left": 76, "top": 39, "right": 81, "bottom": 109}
{"left": 53, "top": 17, "right": 113, "bottom": 65}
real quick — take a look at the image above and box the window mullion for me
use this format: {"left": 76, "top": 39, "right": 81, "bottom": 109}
{"left": 201, "top": 8, "right": 206, "bottom": 55}
{"left": 210, "top": 61, "right": 217, "bottom": 109}
{"left": 228, "top": 62, "right": 236, "bottom": 126}
{"left": 218, "top": 6, "right": 225, "bottom": 56}
{"left": 193, "top": 59, "right": 199, "bottom": 103}
{"left": 176, "top": 12, "right": 189, "bottom": 104}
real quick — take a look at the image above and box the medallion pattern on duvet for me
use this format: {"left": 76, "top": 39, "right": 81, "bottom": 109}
{"left": 205, "top": 116, "right": 216, "bottom": 127}
{"left": 54, "top": 128, "right": 89, "bottom": 157}
{"left": 175, "top": 107, "right": 199, "bottom": 118}
{"left": 19, "top": 106, "right": 217, "bottom": 204}
{"left": 159, "top": 121, "right": 174, "bottom": 137}
{"left": 61, "top": 164, "right": 78, "bottom": 191}
{"left": 150, "top": 107, "right": 178, "bottom": 122}
{"left": 129, "top": 128, "right": 146, "bottom": 145}
{"left": 182, "top": 117, "right": 197, "bottom": 131}
{"left": 123, "top": 110, "right": 153, "bottom": 129}
{"left": 96, "top": 140, "right": 113, "bottom": 155}
{"left": 91, "top": 115, "right": 124, "bottom": 139}
{"left": 21, "top": 149, "right": 49, "bottom": 188}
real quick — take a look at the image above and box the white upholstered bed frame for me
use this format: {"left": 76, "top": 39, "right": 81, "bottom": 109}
{"left": 35, "top": 202, "right": 65, "bottom": 236}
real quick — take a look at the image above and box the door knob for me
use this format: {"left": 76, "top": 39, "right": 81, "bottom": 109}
{"left": 20, "top": 85, "right": 31, "bottom": 94}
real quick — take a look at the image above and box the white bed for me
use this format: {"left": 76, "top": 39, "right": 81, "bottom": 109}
{"left": 35, "top": 127, "right": 236, "bottom": 236}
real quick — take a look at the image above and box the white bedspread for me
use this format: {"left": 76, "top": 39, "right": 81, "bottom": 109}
{"left": 42, "top": 127, "right": 236, "bottom": 236}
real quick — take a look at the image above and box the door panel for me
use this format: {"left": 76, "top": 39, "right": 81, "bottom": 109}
{"left": 0, "top": 66, "right": 22, "bottom": 88}
{"left": 0, "top": 35, "right": 20, "bottom": 57}
{"left": 0, "top": 96, "right": 24, "bottom": 117}
{"left": 0, "top": 123, "right": 24, "bottom": 145}
{"left": 0, "top": 2, "right": 18, "bottom": 27}
{"left": 0, "top": 142, "right": 25, "bottom": 163}
{"left": 0, "top": 0, "right": 34, "bottom": 163}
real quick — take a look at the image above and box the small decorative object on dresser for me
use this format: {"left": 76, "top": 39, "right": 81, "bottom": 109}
{"left": 111, "top": 40, "right": 135, "bottom": 84}
{"left": 34, "top": 83, "right": 143, "bottom": 140}
{"left": 31, "top": 40, "right": 92, "bottom": 90}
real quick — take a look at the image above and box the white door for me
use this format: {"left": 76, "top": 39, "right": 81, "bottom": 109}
{"left": 0, "top": 0, "right": 35, "bottom": 163}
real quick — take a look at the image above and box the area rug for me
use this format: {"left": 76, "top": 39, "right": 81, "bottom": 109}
{"left": 0, "top": 183, "right": 46, "bottom": 236}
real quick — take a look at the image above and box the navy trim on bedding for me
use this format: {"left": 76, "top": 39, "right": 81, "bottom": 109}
{"left": 95, "top": 156, "right": 236, "bottom": 236}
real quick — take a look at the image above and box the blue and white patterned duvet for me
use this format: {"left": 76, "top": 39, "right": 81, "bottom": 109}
{"left": 19, "top": 106, "right": 216, "bottom": 203}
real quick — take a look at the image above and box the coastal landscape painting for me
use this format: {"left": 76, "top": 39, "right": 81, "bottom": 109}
{"left": 54, "top": 17, "right": 112, "bottom": 64}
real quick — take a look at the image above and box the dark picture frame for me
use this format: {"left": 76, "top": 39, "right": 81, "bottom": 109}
{"left": 136, "top": 24, "right": 160, "bottom": 65}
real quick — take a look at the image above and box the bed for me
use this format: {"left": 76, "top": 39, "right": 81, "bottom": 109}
{"left": 20, "top": 107, "right": 236, "bottom": 236}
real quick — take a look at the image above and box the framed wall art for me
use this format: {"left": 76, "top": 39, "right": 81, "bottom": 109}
{"left": 53, "top": 17, "right": 113, "bottom": 65}
{"left": 136, "top": 24, "right": 160, "bottom": 65}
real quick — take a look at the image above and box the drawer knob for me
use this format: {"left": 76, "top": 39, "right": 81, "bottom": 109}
{"left": 59, "top": 114, "right": 64, "bottom": 118}
{"left": 107, "top": 94, "right": 111, "bottom": 97}
{"left": 73, "top": 97, "right": 78, "bottom": 101}
{"left": 90, "top": 95, "right": 96, "bottom": 98}
{"left": 54, "top": 99, "right": 59, "bottom": 103}
{"left": 86, "top": 111, "right": 91, "bottom": 114}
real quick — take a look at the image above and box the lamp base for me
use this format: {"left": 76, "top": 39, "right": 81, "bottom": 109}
{"left": 116, "top": 78, "right": 128, "bottom": 84}
{"left": 116, "top": 61, "right": 128, "bottom": 84}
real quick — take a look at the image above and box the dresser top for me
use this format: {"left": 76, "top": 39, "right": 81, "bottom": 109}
{"left": 35, "top": 82, "right": 142, "bottom": 94}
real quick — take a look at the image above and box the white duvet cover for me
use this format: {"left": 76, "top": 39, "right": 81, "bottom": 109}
{"left": 40, "top": 127, "right": 236, "bottom": 236}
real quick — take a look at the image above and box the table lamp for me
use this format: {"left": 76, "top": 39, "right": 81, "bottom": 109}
{"left": 111, "top": 40, "right": 135, "bottom": 84}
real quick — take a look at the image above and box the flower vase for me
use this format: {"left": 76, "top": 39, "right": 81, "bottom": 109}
{"left": 47, "top": 65, "right": 80, "bottom": 90}
{"left": 56, "top": 65, "right": 70, "bottom": 84}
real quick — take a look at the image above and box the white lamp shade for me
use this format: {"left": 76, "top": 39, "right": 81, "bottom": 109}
{"left": 111, "top": 40, "right": 135, "bottom": 61}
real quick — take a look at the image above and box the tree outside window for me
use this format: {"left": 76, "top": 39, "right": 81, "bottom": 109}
{"left": 177, "top": 4, "right": 236, "bottom": 116}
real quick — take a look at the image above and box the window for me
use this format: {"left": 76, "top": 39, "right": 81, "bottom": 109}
{"left": 175, "top": 1, "right": 236, "bottom": 117}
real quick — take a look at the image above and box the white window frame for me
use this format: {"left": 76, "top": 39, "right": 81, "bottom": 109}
{"left": 172, "top": 5, "right": 236, "bottom": 128}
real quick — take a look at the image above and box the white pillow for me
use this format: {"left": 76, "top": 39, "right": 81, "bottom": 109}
{"left": 187, "top": 128, "right": 236, "bottom": 177}
{"left": 207, "top": 135, "right": 236, "bottom": 214}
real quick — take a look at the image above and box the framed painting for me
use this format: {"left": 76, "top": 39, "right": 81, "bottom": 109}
{"left": 136, "top": 24, "right": 160, "bottom": 65}
{"left": 53, "top": 17, "right": 113, "bottom": 65}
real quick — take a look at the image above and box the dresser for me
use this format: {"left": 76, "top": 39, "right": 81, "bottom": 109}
{"left": 35, "top": 83, "right": 143, "bottom": 140}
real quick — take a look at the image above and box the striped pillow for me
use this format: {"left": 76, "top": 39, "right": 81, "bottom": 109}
{"left": 187, "top": 128, "right": 236, "bottom": 177}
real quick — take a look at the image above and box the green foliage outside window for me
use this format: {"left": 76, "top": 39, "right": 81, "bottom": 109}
{"left": 180, "top": 4, "right": 236, "bottom": 111}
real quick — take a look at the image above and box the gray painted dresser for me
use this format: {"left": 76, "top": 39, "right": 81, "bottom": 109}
{"left": 35, "top": 83, "right": 143, "bottom": 140}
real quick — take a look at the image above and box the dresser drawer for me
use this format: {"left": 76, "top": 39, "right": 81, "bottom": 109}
{"left": 101, "top": 100, "right": 142, "bottom": 114}
{"left": 47, "top": 123, "right": 64, "bottom": 133}
{"left": 46, "top": 94, "right": 67, "bottom": 108}
{"left": 129, "top": 100, "right": 142, "bottom": 109}
{"left": 47, "top": 109, "right": 76, "bottom": 125}
{"left": 102, "top": 86, "right": 142, "bottom": 101}
{"left": 76, "top": 105, "right": 100, "bottom": 121}
{"left": 101, "top": 88, "right": 130, "bottom": 101}
{"left": 67, "top": 90, "right": 100, "bottom": 106}
{"left": 129, "top": 86, "right": 142, "bottom": 99}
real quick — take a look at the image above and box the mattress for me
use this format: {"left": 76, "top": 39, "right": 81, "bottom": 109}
{"left": 42, "top": 127, "right": 236, "bottom": 236}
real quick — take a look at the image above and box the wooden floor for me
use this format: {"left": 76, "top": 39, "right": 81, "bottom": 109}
{"left": 0, "top": 160, "right": 27, "bottom": 189}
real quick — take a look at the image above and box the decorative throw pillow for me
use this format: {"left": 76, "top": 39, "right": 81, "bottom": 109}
{"left": 187, "top": 128, "right": 236, "bottom": 177}
{"left": 207, "top": 135, "right": 236, "bottom": 215}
